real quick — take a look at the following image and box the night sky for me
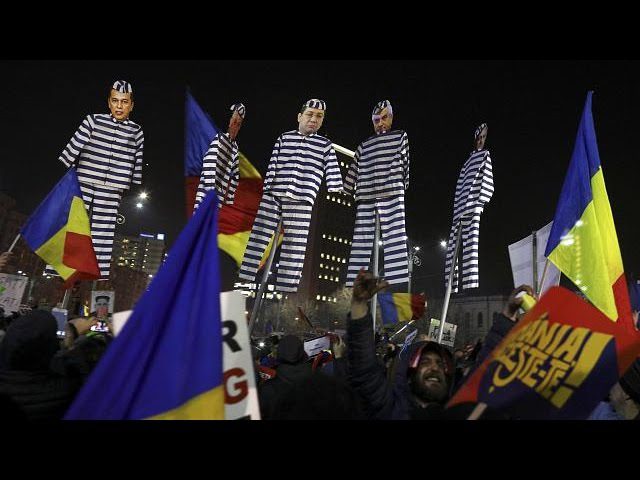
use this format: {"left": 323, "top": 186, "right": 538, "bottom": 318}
{"left": 2, "top": 60, "right": 639, "bottom": 295}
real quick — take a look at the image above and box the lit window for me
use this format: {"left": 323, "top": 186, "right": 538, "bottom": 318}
{"left": 320, "top": 263, "right": 323, "bottom": 268}
{"left": 331, "top": 197, "right": 335, "bottom": 202}
{"left": 324, "top": 275, "right": 328, "bottom": 279}
{"left": 318, "top": 275, "right": 322, "bottom": 279}
{"left": 333, "top": 236, "right": 337, "bottom": 241}
{"left": 337, "top": 198, "right": 341, "bottom": 204}
{"left": 321, "top": 253, "right": 325, "bottom": 258}
{"left": 331, "top": 256, "right": 335, "bottom": 261}
{"left": 342, "top": 259, "right": 346, "bottom": 264}
{"left": 339, "top": 238, "right": 343, "bottom": 243}
{"left": 331, "top": 267, "right": 334, "bottom": 271}
{"left": 316, "top": 295, "right": 321, "bottom": 300}
{"left": 333, "top": 298, "right": 337, "bottom": 303}
{"left": 322, "top": 296, "right": 326, "bottom": 301}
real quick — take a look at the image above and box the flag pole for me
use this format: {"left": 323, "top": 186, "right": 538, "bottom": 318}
{"left": 7, "top": 234, "right": 20, "bottom": 253}
{"left": 389, "top": 319, "right": 416, "bottom": 342}
{"left": 248, "top": 219, "right": 282, "bottom": 336}
{"left": 439, "top": 220, "right": 462, "bottom": 344}
{"left": 537, "top": 258, "right": 550, "bottom": 297}
{"left": 332, "top": 143, "right": 355, "bottom": 158}
{"left": 467, "top": 402, "right": 488, "bottom": 420}
{"left": 532, "top": 230, "right": 538, "bottom": 295}
{"left": 371, "top": 211, "right": 380, "bottom": 333}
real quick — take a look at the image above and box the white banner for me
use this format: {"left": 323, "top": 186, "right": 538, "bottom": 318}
{"left": 428, "top": 318, "right": 457, "bottom": 348}
{"left": 508, "top": 221, "right": 561, "bottom": 296}
{"left": 0, "top": 273, "right": 28, "bottom": 314}
{"left": 221, "top": 291, "right": 261, "bottom": 420}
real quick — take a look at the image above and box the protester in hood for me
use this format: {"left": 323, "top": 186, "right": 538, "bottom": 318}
{"left": 258, "top": 334, "right": 313, "bottom": 419}
{"left": 347, "top": 270, "right": 455, "bottom": 419}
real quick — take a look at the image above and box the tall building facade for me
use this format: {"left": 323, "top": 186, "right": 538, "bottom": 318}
{"left": 298, "top": 152, "right": 355, "bottom": 306}
{"left": 112, "top": 232, "right": 167, "bottom": 279}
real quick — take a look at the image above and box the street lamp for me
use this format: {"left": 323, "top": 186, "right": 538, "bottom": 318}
{"left": 440, "top": 240, "right": 447, "bottom": 249}
{"left": 408, "top": 243, "right": 422, "bottom": 293}
{"left": 138, "top": 192, "right": 148, "bottom": 200}
{"left": 136, "top": 202, "right": 143, "bottom": 209}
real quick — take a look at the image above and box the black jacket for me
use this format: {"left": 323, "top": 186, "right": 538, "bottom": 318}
{"left": 347, "top": 311, "right": 453, "bottom": 420}
{"left": 0, "top": 311, "right": 81, "bottom": 421}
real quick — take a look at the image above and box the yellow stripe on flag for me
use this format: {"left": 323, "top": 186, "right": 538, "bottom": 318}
{"left": 66, "top": 196, "right": 92, "bottom": 235}
{"left": 147, "top": 385, "right": 225, "bottom": 420}
{"left": 238, "top": 152, "right": 261, "bottom": 179}
{"left": 393, "top": 294, "right": 414, "bottom": 322}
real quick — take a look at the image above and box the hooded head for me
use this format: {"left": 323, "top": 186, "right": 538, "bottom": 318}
{"left": 276, "top": 335, "right": 308, "bottom": 365}
{"left": 0, "top": 310, "right": 59, "bottom": 371}
{"left": 406, "top": 341, "right": 454, "bottom": 405}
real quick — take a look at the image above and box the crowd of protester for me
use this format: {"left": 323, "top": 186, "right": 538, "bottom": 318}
{"left": 2, "top": 250, "right": 639, "bottom": 420}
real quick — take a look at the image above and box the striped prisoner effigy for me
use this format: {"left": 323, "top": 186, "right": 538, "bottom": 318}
{"left": 193, "top": 132, "right": 239, "bottom": 209}
{"left": 345, "top": 195, "right": 409, "bottom": 286}
{"left": 58, "top": 113, "right": 144, "bottom": 278}
{"left": 263, "top": 130, "right": 343, "bottom": 203}
{"left": 239, "top": 129, "right": 343, "bottom": 292}
{"left": 444, "top": 148, "right": 494, "bottom": 291}
{"left": 344, "top": 130, "right": 410, "bottom": 286}
{"left": 238, "top": 194, "right": 313, "bottom": 292}
{"left": 344, "top": 130, "right": 409, "bottom": 201}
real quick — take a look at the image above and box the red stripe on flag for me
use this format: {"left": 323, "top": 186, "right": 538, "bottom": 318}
{"left": 218, "top": 178, "right": 263, "bottom": 235}
{"left": 62, "top": 231, "right": 100, "bottom": 287}
{"left": 411, "top": 293, "right": 426, "bottom": 319}
{"left": 185, "top": 176, "right": 200, "bottom": 219}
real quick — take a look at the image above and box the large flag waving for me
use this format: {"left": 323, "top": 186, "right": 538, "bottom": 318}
{"left": 545, "top": 91, "right": 632, "bottom": 325}
{"left": 20, "top": 169, "right": 99, "bottom": 287}
{"left": 448, "top": 286, "right": 640, "bottom": 419}
{"left": 184, "top": 91, "right": 282, "bottom": 267}
{"left": 65, "top": 190, "right": 224, "bottom": 419}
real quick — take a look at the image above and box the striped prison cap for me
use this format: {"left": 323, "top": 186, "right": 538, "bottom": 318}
{"left": 303, "top": 99, "right": 326, "bottom": 110}
{"left": 112, "top": 80, "right": 133, "bottom": 94}
{"left": 372, "top": 100, "right": 393, "bottom": 117}
{"left": 230, "top": 103, "right": 246, "bottom": 119}
{"left": 474, "top": 123, "right": 488, "bottom": 139}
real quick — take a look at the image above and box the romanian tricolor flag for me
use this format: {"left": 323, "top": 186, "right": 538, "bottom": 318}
{"left": 378, "top": 292, "right": 426, "bottom": 325}
{"left": 217, "top": 152, "right": 276, "bottom": 267}
{"left": 20, "top": 168, "right": 99, "bottom": 288}
{"left": 544, "top": 91, "right": 633, "bottom": 327}
{"left": 65, "top": 190, "right": 224, "bottom": 420}
{"left": 184, "top": 91, "right": 281, "bottom": 267}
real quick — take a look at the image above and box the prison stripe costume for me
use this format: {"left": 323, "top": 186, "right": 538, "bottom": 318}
{"left": 239, "top": 130, "right": 343, "bottom": 292}
{"left": 193, "top": 132, "right": 239, "bottom": 209}
{"left": 58, "top": 113, "right": 144, "bottom": 278}
{"left": 444, "top": 148, "right": 494, "bottom": 291}
{"left": 344, "top": 130, "right": 410, "bottom": 286}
